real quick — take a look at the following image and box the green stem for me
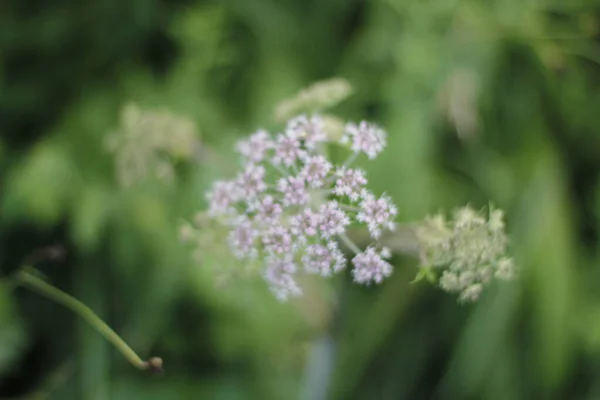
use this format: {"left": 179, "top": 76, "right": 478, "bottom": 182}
{"left": 338, "top": 233, "right": 362, "bottom": 255}
{"left": 16, "top": 269, "right": 150, "bottom": 371}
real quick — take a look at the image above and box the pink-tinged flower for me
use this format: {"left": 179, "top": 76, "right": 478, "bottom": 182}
{"left": 206, "top": 180, "right": 241, "bottom": 216}
{"left": 300, "top": 155, "right": 332, "bottom": 188}
{"left": 273, "top": 133, "right": 305, "bottom": 167}
{"left": 262, "top": 226, "right": 295, "bottom": 255}
{"left": 236, "top": 129, "right": 273, "bottom": 163}
{"left": 236, "top": 164, "right": 267, "bottom": 199}
{"left": 286, "top": 115, "right": 326, "bottom": 149}
{"left": 342, "top": 121, "right": 387, "bottom": 159}
{"left": 254, "top": 195, "right": 283, "bottom": 224}
{"left": 333, "top": 167, "right": 367, "bottom": 201}
{"left": 351, "top": 246, "right": 393, "bottom": 284}
{"left": 264, "top": 255, "right": 302, "bottom": 301}
{"left": 198, "top": 113, "right": 404, "bottom": 301}
{"left": 228, "top": 218, "right": 258, "bottom": 259}
{"left": 277, "top": 176, "right": 310, "bottom": 206}
{"left": 289, "top": 208, "right": 321, "bottom": 242}
{"left": 318, "top": 201, "right": 350, "bottom": 238}
{"left": 302, "top": 242, "right": 346, "bottom": 276}
{"left": 357, "top": 192, "right": 397, "bottom": 238}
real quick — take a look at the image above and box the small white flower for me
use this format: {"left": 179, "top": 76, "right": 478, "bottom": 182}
{"left": 459, "top": 283, "right": 484, "bottom": 303}
{"left": 264, "top": 255, "right": 302, "bottom": 301}
{"left": 439, "top": 271, "right": 461, "bottom": 292}
{"left": 357, "top": 192, "right": 398, "bottom": 238}
{"left": 206, "top": 180, "right": 241, "bottom": 216}
{"left": 300, "top": 155, "right": 332, "bottom": 188}
{"left": 342, "top": 121, "right": 387, "bottom": 159}
{"left": 380, "top": 247, "right": 391, "bottom": 259}
{"left": 318, "top": 201, "right": 350, "bottom": 238}
{"left": 302, "top": 241, "right": 346, "bottom": 276}
{"left": 273, "top": 133, "right": 305, "bottom": 167}
{"left": 351, "top": 246, "right": 393, "bottom": 284}
{"left": 228, "top": 217, "right": 258, "bottom": 259}
{"left": 488, "top": 208, "right": 505, "bottom": 232}
{"left": 289, "top": 208, "right": 321, "bottom": 241}
{"left": 457, "top": 270, "right": 475, "bottom": 288}
{"left": 236, "top": 129, "right": 273, "bottom": 163}
{"left": 277, "top": 176, "right": 310, "bottom": 206}
{"left": 254, "top": 195, "right": 283, "bottom": 224}
{"left": 236, "top": 164, "right": 267, "bottom": 199}
{"left": 262, "top": 225, "right": 295, "bottom": 255}
{"left": 286, "top": 115, "right": 326, "bottom": 149}
{"left": 495, "top": 257, "right": 515, "bottom": 280}
{"left": 454, "top": 206, "right": 485, "bottom": 229}
{"left": 477, "top": 265, "right": 494, "bottom": 284}
{"left": 333, "top": 167, "right": 367, "bottom": 201}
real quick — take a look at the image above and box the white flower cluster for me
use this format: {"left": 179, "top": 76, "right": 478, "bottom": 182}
{"left": 416, "top": 206, "right": 516, "bottom": 303}
{"left": 274, "top": 78, "right": 353, "bottom": 122}
{"left": 204, "top": 114, "right": 397, "bottom": 301}
{"left": 106, "top": 103, "right": 200, "bottom": 187}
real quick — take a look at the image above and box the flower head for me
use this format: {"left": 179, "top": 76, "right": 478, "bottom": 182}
{"left": 192, "top": 114, "right": 397, "bottom": 301}
{"left": 254, "top": 195, "right": 283, "bottom": 224}
{"left": 236, "top": 130, "right": 273, "bottom": 164}
{"left": 262, "top": 225, "right": 295, "bottom": 255}
{"left": 334, "top": 167, "right": 367, "bottom": 201}
{"left": 342, "top": 121, "right": 387, "bottom": 159}
{"left": 273, "top": 134, "right": 305, "bottom": 167}
{"left": 286, "top": 115, "right": 326, "bottom": 149}
{"left": 106, "top": 103, "right": 200, "bottom": 187}
{"left": 357, "top": 192, "right": 398, "bottom": 238}
{"left": 290, "top": 208, "right": 321, "bottom": 241}
{"left": 274, "top": 78, "right": 353, "bottom": 122}
{"left": 303, "top": 242, "right": 346, "bottom": 276}
{"left": 206, "top": 180, "right": 241, "bottom": 217}
{"left": 318, "top": 201, "right": 351, "bottom": 239}
{"left": 236, "top": 164, "right": 267, "bottom": 199}
{"left": 300, "top": 155, "right": 332, "bottom": 188}
{"left": 228, "top": 217, "right": 259, "bottom": 259}
{"left": 277, "top": 176, "right": 310, "bottom": 206}
{"left": 264, "top": 255, "right": 302, "bottom": 301}
{"left": 416, "top": 205, "right": 516, "bottom": 303}
{"left": 351, "top": 246, "right": 393, "bottom": 284}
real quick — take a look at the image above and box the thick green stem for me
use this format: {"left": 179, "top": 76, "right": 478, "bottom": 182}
{"left": 16, "top": 269, "right": 152, "bottom": 371}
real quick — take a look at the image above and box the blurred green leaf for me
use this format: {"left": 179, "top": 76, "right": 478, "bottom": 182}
{"left": 0, "top": 283, "right": 27, "bottom": 375}
{"left": 2, "top": 142, "right": 78, "bottom": 225}
{"left": 71, "top": 185, "right": 112, "bottom": 251}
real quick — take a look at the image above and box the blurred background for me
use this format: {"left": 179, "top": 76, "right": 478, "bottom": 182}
{"left": 1, "top": 0, "right": 600, "bottom": 399}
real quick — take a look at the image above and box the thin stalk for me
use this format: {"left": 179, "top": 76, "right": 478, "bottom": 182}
{"left": 268, "top": 160, "right": 289, "bottom": 176}
{"left": 341, "top": 152, "right": 358, "bottom": 168}
{"left": 337, "top": 233, "right": 362, "bottom": 255}
{"left": 323, "top": 175, "right": 336, "bottom": 186}
{"left": 16, "top": 269, "right": 158, "bottom": 372}
{"left": 339, "top": 204, "right": 360, "bottom": 212}
{"left": 300, "top": 335, "right": 336, "bottom": 400}
{"left": 310, "top": 188, "right": 334, "bottom": 196}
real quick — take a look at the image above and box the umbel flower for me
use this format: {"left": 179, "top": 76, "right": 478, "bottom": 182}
{"left": 274, "top": 78, "right": 353, "bottom": 122}
{"left": 198, "top": 114, "right": 397, "bottom": 301}
{"left": 415, "top": 206, "right": 517, "bottom": 303}
{"left": 106, "top": 103, "right": 200, "bottom": 187}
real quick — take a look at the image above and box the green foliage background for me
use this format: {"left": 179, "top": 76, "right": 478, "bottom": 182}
{"left": 1, "top": 0, "right": 600, "bottom": 399}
